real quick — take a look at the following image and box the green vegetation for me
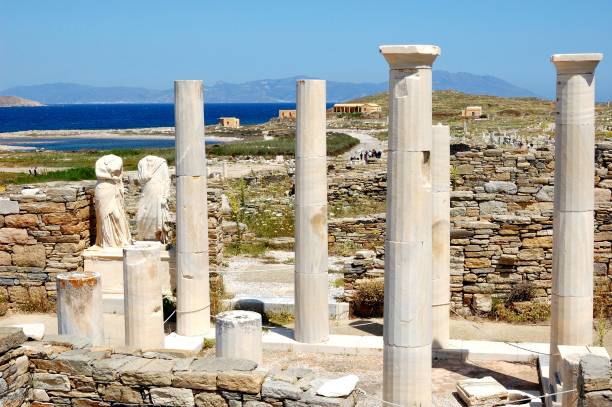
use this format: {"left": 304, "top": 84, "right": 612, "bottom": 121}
{"left": 264, "top": 310, "right": 295, "bottom": 327}
{"left": 0, "top": 147, "right": 175, "bottom": 170}
{"left": 491, "top": 301, "right": 550, "bottom": 324}
{"left": 0, "top": 167, "right": 96, "bottom": 185}
{"left": 207, "top": 132, "right": 359, "bottom": 157}
{"left": 330, "top": 196, "right": 386, "bottom": 218}
{"left": 352, "top": 278, "right": 384, "bottom": 318}
{"left": 225, "top": 241, "right": 268, "bottom": 257}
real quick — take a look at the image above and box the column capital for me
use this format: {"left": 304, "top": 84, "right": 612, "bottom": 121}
{"left": 551, "top": 53, "right": 603, "bottom": 75}
{"left": 379, "top": 45, "right": 440, "bottom": 69}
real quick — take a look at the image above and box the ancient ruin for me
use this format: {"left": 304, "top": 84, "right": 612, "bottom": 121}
{"left": 174, "top": 80, "right": 211, "bottom": 337}
{"left": 379, "top": 44, "right": 440, "bottom": 406}
{"left": 94, "top": 154, "right": 132, "bottom": 248}
{"left": 136, "top": 155, "right": 171, "bottom": 243}
{"left": 294, "top": 79, "right": 330, "bottom": 344}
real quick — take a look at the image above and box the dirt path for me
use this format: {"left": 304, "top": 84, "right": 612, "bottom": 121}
{"left": 334, "top": 128, "right": 385, "bottom": 158}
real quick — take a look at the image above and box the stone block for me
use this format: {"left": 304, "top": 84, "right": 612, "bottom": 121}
{"left": 150, "top": 387, "right": 195, "bottom": 407}
{"left": 32, "top": 373, "right": 70, "bottom": 391}
{"left": 4, "top": 214, "right": 38, "bottom": 228}
{"left": 472, "top": 294, "right": 493, "bottom": 312}
{"left": 19, "top": 202, "right": 65, "bottom": 214}
{"left": 0, "top": 327, "right": 27, "bottom": 353}
{"left": 0, "top": 199, "right": 19, "bottom": 215}
{"left": 261, "top": 379, "right": 303, "bottom": 400}
{"left": 579, "top": 354, "right": 612, "bottom": 392}
{"left": 483, "top": 181, "right": 518, "bottom": 194}
{"left": 0, "top": 251, "right": 11, "bottom": 266}
{"left": 0, "top": 228, "right": 29, "bottom": 244}
{"left": 217, "top": 370, "right": 266, "bottom": 394}
{"left": 172, "top": 370, "right": 217, "bottom": 390}
{"left": 456, "top": 376, "right": 508, "bottom": 406}
{"left": 119, "top": 357, "right": 175, "bottom": 386}
{"left": 12, "top": 244, "right": 46, "bottom": 267}
{"left": 522, "top": 236, "right": 553, "bottom": 248}
{"left": 195, "top": 392, "right": 229, "bottom": 407}
{"left": 7, "top": 286, "right": 29, "bottom": 304}
{"left": 101, "top": 383, "right": 144, "bottom": 403}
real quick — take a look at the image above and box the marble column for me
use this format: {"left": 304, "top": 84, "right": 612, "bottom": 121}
{"left": 57, "top": 272, "right": 104, "bottom": 346}
{"left": 294, "top": 79, "right": 330, "bottom": 344}
{"left": 123, "top": 242, "right": 164, "bottom": 349}
{"left": 380, "top": 44, "right": 440, "bottom": 407}
{"left": 549, "top": 53, "right": 603, "bottom": 379}
{"left": 174, "top": 80, "right": 210, "bottom": 336}
{"left": 432, "top": 124, "right": 450, "bottom": 349}
{"left": 215, "top": 310, "right": 262, "bottom": 364}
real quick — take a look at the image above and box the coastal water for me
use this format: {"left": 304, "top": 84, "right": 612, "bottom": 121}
{"left": 0, "top": 137, "right": 181, "bottom": 151}
{"left": 0, "top": 103, "right": 297, "bottom": 133}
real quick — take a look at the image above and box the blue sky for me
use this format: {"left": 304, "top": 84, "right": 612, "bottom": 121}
{"left": 1, "top": 0, "right": 611, "bottom": 99}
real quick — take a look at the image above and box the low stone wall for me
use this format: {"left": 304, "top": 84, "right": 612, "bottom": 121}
{"left": 578, "top": 354, "right": 612, "bottom": 406}
{"left": 328, "top": 143, "right": 612, "bottom": 313}
{"left": 0, "top": 327, "right": 29, "bottom": 406}
{"left": 0, "top": 179, "right": 225, "bottom": 310}
{"left": 0, "top": 182, "right": 94, "bottom": 309}
{"left": 0, "top": 329, "right": 357, "bottom": 407}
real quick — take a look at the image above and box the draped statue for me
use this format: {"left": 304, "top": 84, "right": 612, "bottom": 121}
{"left": 94, "top": 155, "right": 132, "bottom": 248}
{"left": 136, "top": 155, "right": 171, "bottom": 243}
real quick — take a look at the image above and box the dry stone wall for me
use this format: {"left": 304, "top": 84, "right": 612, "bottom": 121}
{"left": 0, "top": 178, "right": 225, "bottom": 310}
{"left": 0, "top": 182, "right": 94, "bottom": 310}
{"left": 328, "top": 143, "right": 612, "bottom": 313}
{"left": 0, "top": 329, "right": 358, "bottom": 407}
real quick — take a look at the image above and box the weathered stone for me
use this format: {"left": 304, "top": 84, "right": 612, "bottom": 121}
{"left": 472, "top": 294, "right": 493, "bottom": 313}
{"left": 119, "top": 357, "right": 174, "bottom": 386}
{"left": 456, "top": 376, "right": 508, "bottom": 406}
{"left": 191, "top": 357, "right": 257, "bottom": 372}
{"left": 4, "top": 214, "right": 38, "bottom": 228}
{"left": 261, "top": 380, "right": 302, "bottom": 400}
{"left": 217, "top": 371, "right": 266, "bottom": 394}
{"left": 32, "top": 373, "right": 70, "bottom": 391}
{"left": 522, "top": 236, "right": 553, "bottom": 248}
{"left": 483, "top": 181, "right": 517, "bottom": 194}
{"left": 195, "top": 392, "right": 229, "bottom": 407}
{"left": 0, "top": 199, "right": 19, "bottom": 215}
{"left": 12, "top": 244, "right": 46, "bottom": 267}
{"left": 479, "top": 201, "right": 507, "bottom": 215}
{"left": 535, "top": 186, "right": 554, "bottom": 202}
{"left": 150, "top": 387, "right": 195, "bottom": 407}
{"left": 172, "top": 370, "right": 217, "bottom": 390}
{"left": 92, "top": 355, "right": 137, "bottom": 382}
{"left": 101, "top": 383, "right": 144, "bottom": 403}
{"left": 579, "top": 354, "right": 612, "bottom": 392}
{"left": 19, "top": 202, "right": 65, "bottom": 214}
{"left": 0, "top": 228, "right": 29, "bottom": 244}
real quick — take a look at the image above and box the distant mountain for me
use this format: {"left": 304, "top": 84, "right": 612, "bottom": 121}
{"left": 0, "top": 95, "right": 44, "bottom": 107}
{"left": 1, "top": 72, "right": 536, "bottom": 104}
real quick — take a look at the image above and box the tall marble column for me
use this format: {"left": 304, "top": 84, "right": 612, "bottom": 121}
{"left": 174, "top": 80, "right": 210, "bottom": 336}
{"left": 432, "top": 124, "right": 450, "bottom": 349}
{"left": 57, "top": 272, "right": 104, "bottom": 346}
{"left": 123, "top": 242, "right": 164, "bottom": 349}
{"left": 294, "top": 79, "right": 330, "bottom": 344}
{"left": 549, "top": 53, "right": 602, "bottom": 379}
{"left": 380, "top": 44, "right": 439, "bottom": 406}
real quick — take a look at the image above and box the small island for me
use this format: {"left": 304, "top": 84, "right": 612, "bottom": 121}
{"left": 0, "top": 95, "right": 44, "bottom": 107}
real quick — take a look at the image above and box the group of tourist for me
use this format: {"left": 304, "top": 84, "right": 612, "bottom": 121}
{"left": 350, "top": 149, "right": 382, "bottom": 164}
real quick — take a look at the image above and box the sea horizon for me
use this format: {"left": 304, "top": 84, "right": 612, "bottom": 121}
{"left": 0, "top": 102, "right": 331, "bottom": 134}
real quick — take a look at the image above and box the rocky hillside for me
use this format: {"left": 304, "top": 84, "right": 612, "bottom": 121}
{"left": 0, "top": 96, "right": 44, "bottom": 107}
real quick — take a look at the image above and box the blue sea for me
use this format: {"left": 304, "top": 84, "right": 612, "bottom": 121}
{"left": 0, "top": 103, "right": 299, "bottom": 150}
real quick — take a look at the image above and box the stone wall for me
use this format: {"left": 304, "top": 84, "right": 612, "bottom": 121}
{"left": 0, "top": 179, "right": 225, "bottom": 310}
{"left": 578, "top": 354, "right": 612, "bottom": 406}
{"left": 328, "top": 143, "right": 612, "bottom": 313}
{"left": 0, "top": 182, "right": 95, "bottom": 310}
{"left": 0, "top": 330, "right": 358, "bottom": 407}
{"left": 0, "top": 327, "right": 29, "bottom": 406}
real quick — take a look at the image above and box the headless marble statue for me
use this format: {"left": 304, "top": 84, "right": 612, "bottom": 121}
{"left": 94, "top": 155, "right": 132, "bottom": 248}
{"left": 136, "top": 155, "right": 171, "bottom": 243}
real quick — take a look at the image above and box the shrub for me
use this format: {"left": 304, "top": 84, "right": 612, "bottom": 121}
{"left": 264, "top": 310, "right": 294, "bottom": 326}
{"left": 491, "top": 301, "right": 550, "bottom": 323}
{"left": 505, "top": 281, "right": 534, "bottom": 305}
{"left": 352, "top": 278, "right": 384, "bottom": 318}
{"left": 210, "top": 275, "right": 228, "bottom": 316}
{"left": 18, "top": 296, "right": 55, "bottom": 313}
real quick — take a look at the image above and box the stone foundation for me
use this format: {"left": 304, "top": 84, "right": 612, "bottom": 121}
{"left": 0, "top": 179, "right": 225, "bottom": 311}
{"left": 0, "top": 328, "right": 358, "bottom": 407}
